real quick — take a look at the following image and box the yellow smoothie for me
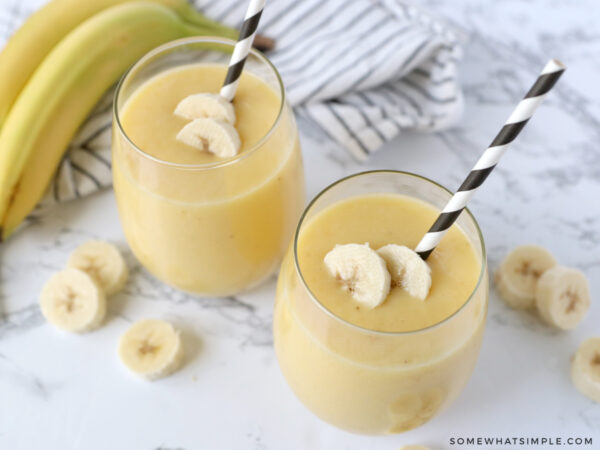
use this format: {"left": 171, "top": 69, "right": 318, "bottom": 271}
{"left": 113, "top": 62, "right": 305, "bottom": 295}
{"left": 274, "top": 190, "right": 488, "bottom": 434}
{"left": 299, "top": 194, "right": 480, "bottom": 332}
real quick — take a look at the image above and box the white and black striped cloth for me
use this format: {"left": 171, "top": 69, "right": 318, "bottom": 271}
{"left": 0, "top": 0, "right": 464, "bottom": 206}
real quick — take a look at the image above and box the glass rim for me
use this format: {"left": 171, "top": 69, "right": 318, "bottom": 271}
{"left": 292, "top": 170, "right": 487, "bottom": 337}
{"left": 113, "top": 36, "right": 286, "bottom": 171}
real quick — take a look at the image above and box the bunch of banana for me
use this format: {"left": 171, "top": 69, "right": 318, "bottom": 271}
{"left": 0, "top": 0, "right": 259, "bottom": 241}
{"left": 0, "top": 0, "right": 239, "bottom": 127}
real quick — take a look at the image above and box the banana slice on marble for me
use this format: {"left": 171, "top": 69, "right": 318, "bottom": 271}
{"left": 176, "top": 117, "right": 241, "bottom": 158}
{"left": 571, "top": 337, "right": 600, "bottom": 403}
{"left": 494, "top": 245, "right": 557, "bottom": 309}
{"left": 67, "top": 240, "right": 128, "bottom": 296}
{"left": 324, "top": 243, "right": 391, "bottom": 309}
{"left": 40, "top": 268, "right": 106, "bottom": 333}
{"left": 535, "top": 266, "right": 590, "bottom": 330}
{"left": 118, "top": 319, "right": 184, "bottom": 381}
{"left": 174, "top": 92, "right": 235, "bottom": 124}
{"left": 377, "top": 244, "right": 432, "bottom": 300}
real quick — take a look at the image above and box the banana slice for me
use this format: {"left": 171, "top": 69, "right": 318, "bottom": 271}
{"left": 324, "top": 243, "right": 391, "bottom": 309}
{"left": 377, "top": 244, "right": 432, "bottom": 300}
{"left": 389, "top": 387, "right": 444, "bottom": 433}
{"left": 535, "top": 266, "right": 590, "bottom": 330}
{"left": 40, "top": 268, "right": 106, "bottom": 333}
{"left": 174, "top": 93, "right": 236, "bottom": 124}
{"left": 118, "top": 319, "right": 184, "bottom": 381}
{"left": 571, "top": 337, "right": 600, "bottom": 403}
{"left": 67, "top": 240, "right": 128, "bottom": 296}
{"left": 176, "top": 117, "right": 241, "bottom": 158}
{"left": 494, "top": 245, "right": 557, "bottom": 309}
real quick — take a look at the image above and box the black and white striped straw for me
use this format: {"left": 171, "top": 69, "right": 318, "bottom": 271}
{"left": 415, "top": 59, "right": 566, "bottom": 260}
{"left": 220, "top": 0, "right": 266, "bottom": 102}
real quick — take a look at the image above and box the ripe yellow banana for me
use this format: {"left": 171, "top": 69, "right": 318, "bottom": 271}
{"left": 0, "top": 0, "right": 237, "bottom": 127}
{"left": 0, "top": 2, "right": 224, "bottom": 240}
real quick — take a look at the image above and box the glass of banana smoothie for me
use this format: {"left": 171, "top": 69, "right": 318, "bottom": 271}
{"left": 112, "top": 38, "right": 305, "bottom": 296}
{"left": 273, "top": 171, "right": 488, "bottom": 435}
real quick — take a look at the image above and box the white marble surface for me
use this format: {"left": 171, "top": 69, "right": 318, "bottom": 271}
{"left": 1, "top": 1, "right": 600, "bottom": 449}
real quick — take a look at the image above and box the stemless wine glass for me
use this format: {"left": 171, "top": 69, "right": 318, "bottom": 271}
{"left": 112, "top": 37, "right": 305, "bottom": 296}
{"left": 273, "top": 171, "right": 488, "bottom": 435}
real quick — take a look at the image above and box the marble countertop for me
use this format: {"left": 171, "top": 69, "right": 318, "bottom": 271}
{"left": 1, "top": 0, "right": 599, "bottom": 449}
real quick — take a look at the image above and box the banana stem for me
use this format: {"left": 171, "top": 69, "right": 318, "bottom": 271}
{"left": 177, "top": 2, "right": 237, "bottom": 37}
{"left": 253, "top": 35, "right": 275, "bottom": 52}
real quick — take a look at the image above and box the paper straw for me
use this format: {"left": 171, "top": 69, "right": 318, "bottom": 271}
{"left": 415, "top": 59, "right": 566, "bottom": 260}
{"left": 220, "top": 0, "right": 266, "bottom": 102}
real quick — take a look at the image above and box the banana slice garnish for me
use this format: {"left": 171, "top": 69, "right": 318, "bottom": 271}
{"left": 535, "top": 265, "right": 590, "bottom": 330}
{"left": 174, "top": 92, "right": 236, "bottom": 124}
{"left": 494, "top": 244, "right": 557, "bottom": 309}
{"left": 377, "top": 244, "right": 432, "bottom": 300}
{"left": 571, "top": 337, "right": 600, "bottom": 403}
{"left": 67, "top": 240, "right": 128, "bottom": 296}
{"left": 40, "top": 268, "right": 106, "bottom": 333}
{"left": 324, "top": 243, "right": 391, "bottom": 309}
{"left": 118, "top": 319, "right": 184, "bottom": 381}
{"left": 176, "top": 118, "right": 241, "bottom": 158}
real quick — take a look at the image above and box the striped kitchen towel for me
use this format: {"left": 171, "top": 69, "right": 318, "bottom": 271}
{"left": 0, "top": 0, "right": 464, "bottom": 205}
